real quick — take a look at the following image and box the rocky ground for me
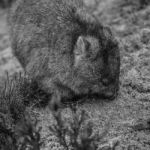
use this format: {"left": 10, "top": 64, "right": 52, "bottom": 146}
{"left": 0, "top": 0, "right": 150, "bottom": 149}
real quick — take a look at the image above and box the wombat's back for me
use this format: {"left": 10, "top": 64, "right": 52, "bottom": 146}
{"left": 9, "top": 0, "right": 84, "bottom": 67}
{"left": 9, "top": 0, "right": 120, "bottom": 101}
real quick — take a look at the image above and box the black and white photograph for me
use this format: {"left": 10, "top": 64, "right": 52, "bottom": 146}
{"left": 0, "top": 0, "right": 150, "bottom": 149}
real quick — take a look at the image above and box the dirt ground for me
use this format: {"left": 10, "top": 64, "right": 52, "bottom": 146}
{"left": 0, "top": 0, "right": 150, "bottom": 149}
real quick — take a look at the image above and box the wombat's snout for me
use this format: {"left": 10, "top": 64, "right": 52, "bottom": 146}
{"left": 90, "top": 82, "right": 117, "bottom": 100}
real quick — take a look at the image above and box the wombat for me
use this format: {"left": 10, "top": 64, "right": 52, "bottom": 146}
{"left": 9, "top": 0, "right": 120, "bottom": 104}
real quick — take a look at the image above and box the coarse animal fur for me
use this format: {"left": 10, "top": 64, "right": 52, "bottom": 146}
{"left": 9, "top": 0, "right": 120, "bottom": 105}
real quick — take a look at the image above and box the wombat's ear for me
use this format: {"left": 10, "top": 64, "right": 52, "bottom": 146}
{"left": 75, "top": 36, "right": 90, "bottom": 55}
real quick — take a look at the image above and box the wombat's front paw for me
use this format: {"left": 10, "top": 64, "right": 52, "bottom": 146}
{"left": 49, "top": 83, "right": 76, "bottom": 109}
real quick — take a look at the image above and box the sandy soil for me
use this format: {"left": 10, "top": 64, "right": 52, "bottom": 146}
{"left": 0, "top": 0, "right": 150, "bottom": 149}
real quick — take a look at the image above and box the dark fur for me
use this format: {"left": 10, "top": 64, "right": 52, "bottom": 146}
{"left": 0, "top": 0, "right": 15, "bottom": 8}
{"left": 9, "top": 0, "right": 120, "bottom": 105}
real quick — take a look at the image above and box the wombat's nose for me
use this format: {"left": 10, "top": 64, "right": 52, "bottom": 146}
{"left": 101, "top": 78, "right": 109, "bottom": 86}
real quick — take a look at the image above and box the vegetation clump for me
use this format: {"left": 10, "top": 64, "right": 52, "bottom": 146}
{"left": 0, "top": 75, "right": 119, "bottom": 150}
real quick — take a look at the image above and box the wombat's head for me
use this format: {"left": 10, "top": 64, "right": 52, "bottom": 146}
{"left": 73, "top": 33, "right": 120, "bottom": 100}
